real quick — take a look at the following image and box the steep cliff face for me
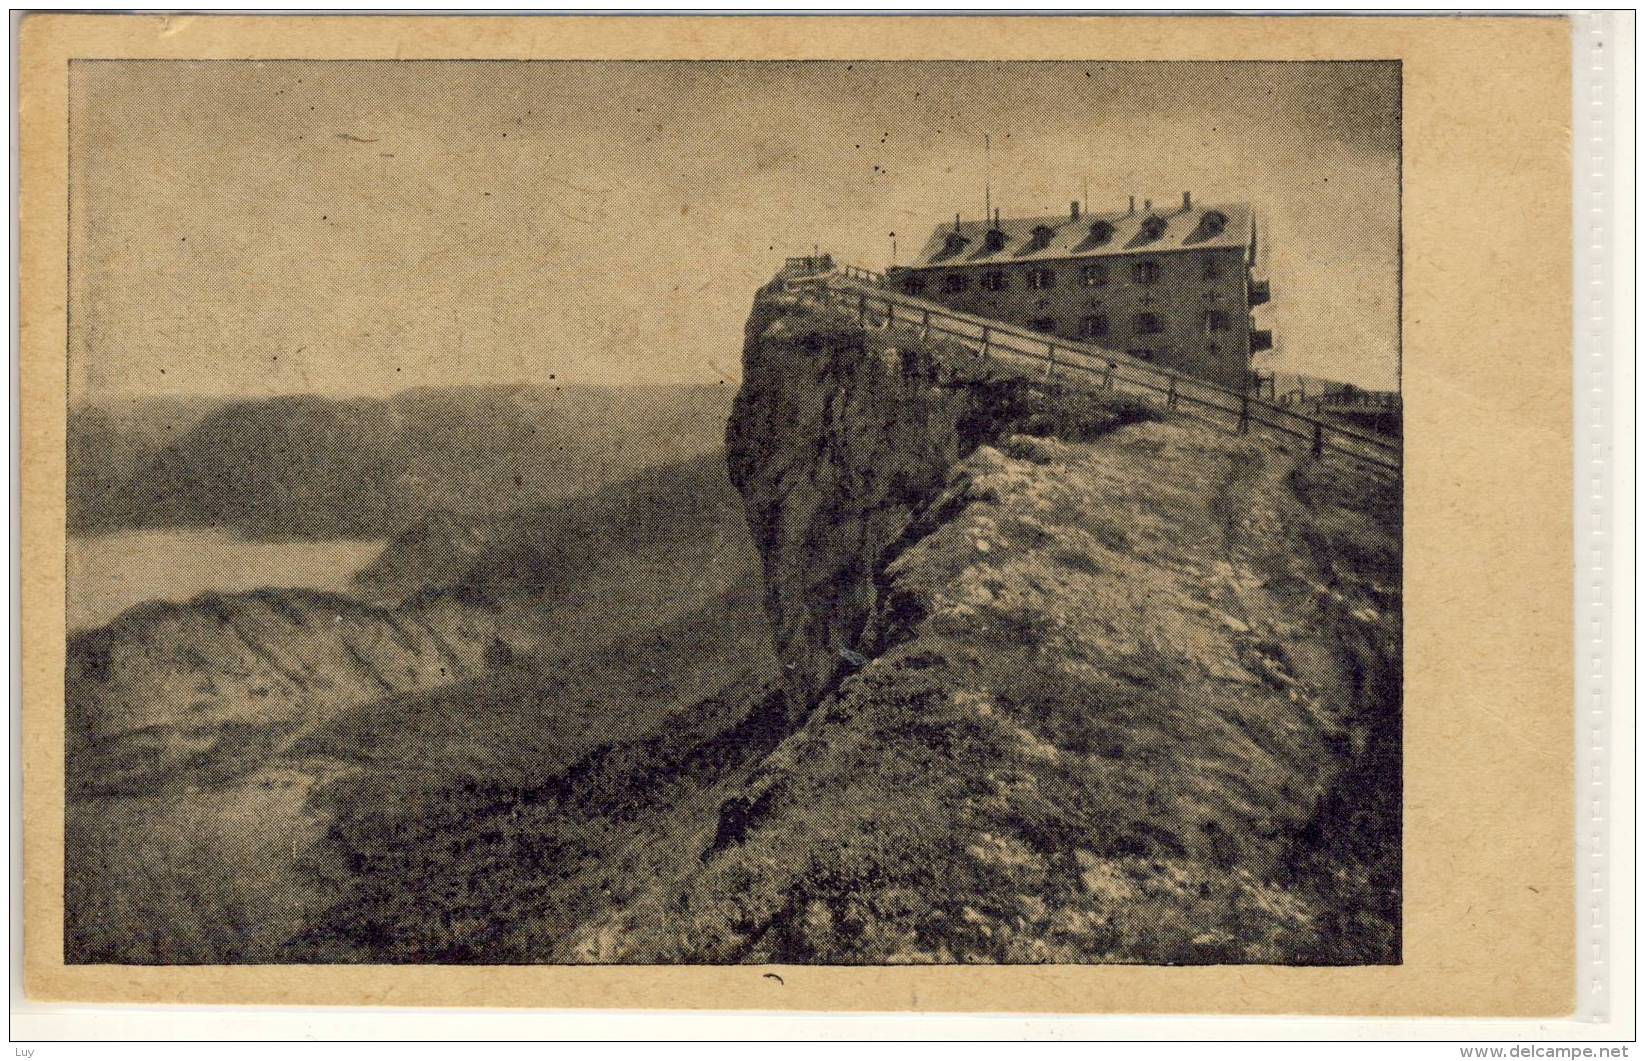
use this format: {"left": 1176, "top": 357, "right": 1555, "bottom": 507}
{"left": 586, "top": 285, "right": 1403, "bottom": 963}
{"left": 725, "top": 291, "right": 1160, "bottom": 717}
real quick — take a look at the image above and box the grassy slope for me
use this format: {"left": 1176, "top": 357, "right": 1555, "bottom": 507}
{"left": 576, "top": 420, "right": 1400, "bottom": 964}
{"left": 284, "top": 580, "right": 781, "bottom": 963}
{"left": 265, "top": 408, "right": 1399, "bottom": 967}
{"left": 64, "top": 578, "right": 778, "bottom": 964}
{"left": 65, "top": 449, "right": 774, "bottom": 963}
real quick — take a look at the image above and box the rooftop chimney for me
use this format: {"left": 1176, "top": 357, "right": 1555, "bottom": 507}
{"left": 1144, "top": 198, "right": 1152, "bottom": 212}
{"left": 994, "top": 207, "right": 1001, "bottom": 227}
{"left": 1071, "top": 200, "right": 1081, "bottom": 221}
{"left": 1128, "top": 195, "right": 1135, "bottom": 215}
{"left": 1183, "top": 190, "right": 1193, "bottom": 212}
{"left": 954, "top": 212, "right": 962, "bottom": 232}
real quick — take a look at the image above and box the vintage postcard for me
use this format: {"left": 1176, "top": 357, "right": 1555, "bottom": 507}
{"left": 19, "top": 14, "right": 1575, "bottom": 1014}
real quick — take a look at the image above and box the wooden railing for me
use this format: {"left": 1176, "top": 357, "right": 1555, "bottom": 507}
{"left": 1321, "top": 391, "right": 1403, "bottom": 411}
{"left": 783, "top": 267, "right": 1401, "bottom": 478}
{"left": 840, "top": 263, "right": 887, "bottom": 286}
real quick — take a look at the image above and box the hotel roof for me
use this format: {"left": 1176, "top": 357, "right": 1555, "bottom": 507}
{"left": 905, "top": 202, "right": 1255, "bottom": 270}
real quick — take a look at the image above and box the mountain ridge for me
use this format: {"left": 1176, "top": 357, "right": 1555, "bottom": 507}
{"left": 69, "top": 382, "right": 735, "bottom": 540}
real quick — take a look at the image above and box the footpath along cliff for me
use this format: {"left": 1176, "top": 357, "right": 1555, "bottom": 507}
{"left": 568, "top": 281, "right": 1402, "bottom": 963}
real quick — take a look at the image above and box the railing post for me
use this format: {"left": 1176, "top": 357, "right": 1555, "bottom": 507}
{"left": 921, "top": 309, "right": 931, "bottom": 341}
{"left": 1238, "top": 393, "right": 1251, "bottom": 434}
{"left": 1311, "top": 420, "right": 1324, "bottom": 459}
{"left": 1103, "top": 362, "right": 1115, "bottom": 391}
{"left": 1046, "top": 342, "right": 1058, "bottom": 380}
{"left": 979, "top": 326, "right": 991, "bottom": 360}
{"left": 1166, "top": 375, "right": 1178, "bottom": 408}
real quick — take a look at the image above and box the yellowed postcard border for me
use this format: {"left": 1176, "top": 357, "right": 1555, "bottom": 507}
{"left": 20, "top": 13, "right": 1574, "bottom": 1015}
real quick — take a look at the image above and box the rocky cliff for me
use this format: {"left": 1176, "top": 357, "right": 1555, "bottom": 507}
{"left": 578, "top": 283, "right": 1403, "bottom": 963}
{"left": 65, "top": 284, "right": 1401, "bottom": 966}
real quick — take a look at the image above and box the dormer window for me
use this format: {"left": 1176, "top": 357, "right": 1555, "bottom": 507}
{"left": 1200, "top": 210, "right": 1228, "bottom": 236}
{"left": 1139, "top": 215, "right": 1168, "bottom": 241}
{"left": 1029, "top": 224, "right": 1056, "bottom": 249}
{"left": 984, "top": 229, "right": 1007, "bottom": 252}
{"left": 943, "top": 232, "right": 970, "bottom": 255}
{"left": 1088, "top": 220, "right": 1115, "bottom": 244}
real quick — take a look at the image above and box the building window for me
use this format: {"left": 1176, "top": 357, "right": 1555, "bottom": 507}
{"left": 1135, "top": 312, "right": 1164, "bottom": 335}
{"left": 980, "top": 271, "right": 1007, "bottom": 292}
{"left": 1027, "top": 317, "right": 1058, "bottom": 334}
{"left": 1027, "top": 268, "right": 1056, "bottom": 289}
{"left": 1128, "top": 348, "right": 1156, "bottom": 362}
{"left": 1029, "top": 224, "right": 1057, "bottom": 249}
{"left": 1081, "top": 263, "right": 1107, "bottom": 287}
{"left": 1203, "top": 254, "right": 1223, "bottom": 280}
{"left": 903, "top": 276, "right": 925, "bottom": 296}
{"left": 1139, "top": 216, "right": 1167, "bottom": 241}
{"left": 1204, "top": 310, "right": 1231, "bottom": 332}
{"left": 943, "top": 273, "right": 969, "bottom": 294}
{"left": 1079, "top": 314, "right": 1109, "bottom": 339}
{"left": 1133, "top": 261, "right": 1162, "bottom": 284}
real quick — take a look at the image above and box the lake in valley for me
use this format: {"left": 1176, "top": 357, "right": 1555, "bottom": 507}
{"left": 67, "top": 528, "right": 388, "bottom": 631}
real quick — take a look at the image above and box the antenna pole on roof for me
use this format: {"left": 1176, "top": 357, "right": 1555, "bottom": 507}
{"left": 984, "top": 133, "right": 991, "bottom": 228}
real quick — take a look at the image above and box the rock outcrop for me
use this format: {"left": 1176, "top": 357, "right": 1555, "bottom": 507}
{"left": 581, "top": 284, "right": 1403, "bottom": 963}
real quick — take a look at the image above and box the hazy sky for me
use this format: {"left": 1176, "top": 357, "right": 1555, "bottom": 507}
{"left": 69, "top": 60, "right": 1399, "bottom": 399}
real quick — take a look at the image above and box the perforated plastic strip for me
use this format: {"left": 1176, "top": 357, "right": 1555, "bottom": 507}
{"left": 1570, "top": 8, "right": 1623, "bottom": 1026}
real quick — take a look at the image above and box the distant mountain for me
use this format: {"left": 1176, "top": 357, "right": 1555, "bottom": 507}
{"left": 68, "top": 383, "right": 736, "bottom": 539}
{"left": 354, "top": 450, "right": 758, "bottom": 610}
{"left": 67, "top": 395, "right": 228, "bottom": 533}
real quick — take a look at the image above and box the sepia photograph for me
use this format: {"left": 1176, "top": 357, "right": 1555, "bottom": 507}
{"left": 62, "top": 58, "right": 1402, "bottom": 967}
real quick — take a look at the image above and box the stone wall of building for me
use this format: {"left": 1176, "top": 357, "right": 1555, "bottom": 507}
{"left": 892, "top": 247, "right": 1260, "bottom": 391}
